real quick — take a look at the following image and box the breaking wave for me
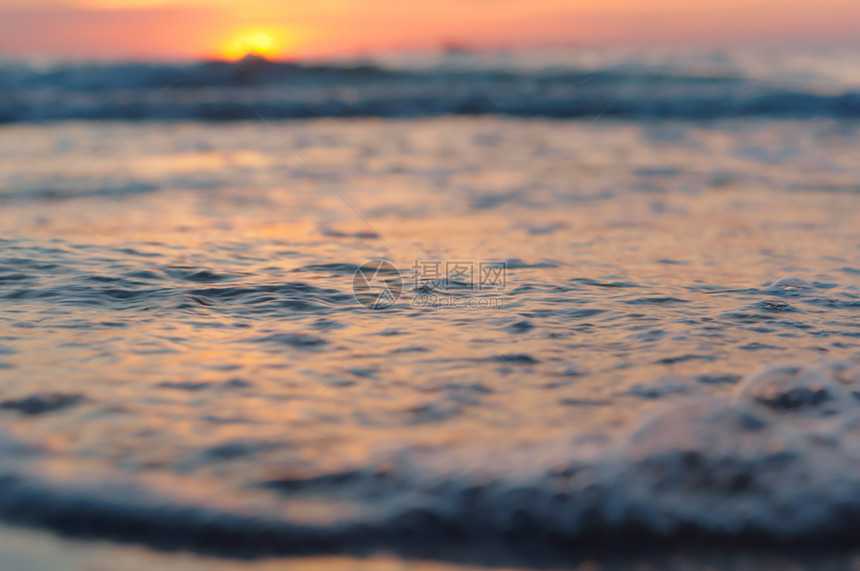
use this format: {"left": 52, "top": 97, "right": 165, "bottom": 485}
{"left": 4, "top": 358, "right": 860, "bottom": 563}
{"left": 1, "top": 56, "right": 859, "bottom": 122}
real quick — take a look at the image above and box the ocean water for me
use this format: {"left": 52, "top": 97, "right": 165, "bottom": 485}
{"left": 2, "top": 48, "right": 860, "bottom": 569}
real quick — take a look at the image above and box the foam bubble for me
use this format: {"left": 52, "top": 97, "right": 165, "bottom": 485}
{"left": 736, "top": 364, "right": 854, "bottom": 418}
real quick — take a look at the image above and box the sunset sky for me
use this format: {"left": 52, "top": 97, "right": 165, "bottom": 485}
{"left": 0, "top": 0, "right": 858, "bottom": 60}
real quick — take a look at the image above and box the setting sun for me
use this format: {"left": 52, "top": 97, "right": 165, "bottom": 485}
{"left": 218, "top": 28, "right": 292, "bottom": 60}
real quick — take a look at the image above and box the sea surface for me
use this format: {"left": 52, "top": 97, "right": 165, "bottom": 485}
{"left": 2, "top": 47, "right": 860, "bottom": 569}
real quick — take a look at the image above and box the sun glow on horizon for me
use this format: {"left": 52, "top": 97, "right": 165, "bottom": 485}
{"left": 218, "top": 28, "right": 294, "bottom": 60}
{"left": 0, "top": 0, "right": 858, "bottom": 61}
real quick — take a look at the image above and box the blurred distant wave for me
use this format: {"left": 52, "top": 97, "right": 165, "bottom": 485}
{"left": 0, "top": 55, "right": 859, "bottom": 122}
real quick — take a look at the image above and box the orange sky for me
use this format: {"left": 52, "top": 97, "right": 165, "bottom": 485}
{"left": 0, "top": 0, "right": 858, "bottom": 60}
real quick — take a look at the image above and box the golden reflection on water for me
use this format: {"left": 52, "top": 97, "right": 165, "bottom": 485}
{"left": 0, "top": 118, "right": 859, "bottom": 566}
